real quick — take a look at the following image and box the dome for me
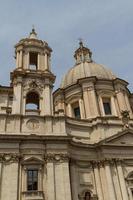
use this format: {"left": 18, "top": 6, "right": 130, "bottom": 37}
{"left": 60, "top": 41, "right": 116, "bottom": 88}
{"left": 60, "top": 62, "right": 116, "bottom": 88}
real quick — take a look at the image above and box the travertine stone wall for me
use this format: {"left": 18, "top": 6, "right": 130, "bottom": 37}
{"left": 1, "top": 162, "right": 18, "bottom": 200}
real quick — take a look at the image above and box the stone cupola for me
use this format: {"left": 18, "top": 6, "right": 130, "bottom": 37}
{"left": 74, "top": 40, "right": 92, "bottom": 64}
{"left": 14, "top": 28, "right": 52, "bottom": 72}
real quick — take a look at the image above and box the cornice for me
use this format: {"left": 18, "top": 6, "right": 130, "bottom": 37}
{"left": 0, "top": 134, "right": 71, "bottom": 142}
{"left": 10, "top": 69, "right": 56, "bottom": 84}
{"left": 0, "top": 86, "right": 13, "bottom": 93}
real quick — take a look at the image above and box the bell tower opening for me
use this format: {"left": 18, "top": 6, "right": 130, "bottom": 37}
{"left": 29, "top": 52, "right": 38, "bottom": 70}
{"left": 26, "top": 92, "right": 40, "bottom": 115}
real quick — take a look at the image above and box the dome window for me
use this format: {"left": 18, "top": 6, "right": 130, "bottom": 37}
{"left": 103, "top": 98, "right": 112, "bottom": 115}
{"left": 72, "top": 102, "right": 81, "bottom": 119}
{"left": 29, "top": 52, "right": 38, "bottom": 70}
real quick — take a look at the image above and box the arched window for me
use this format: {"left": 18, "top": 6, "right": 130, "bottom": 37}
{"left": 78, "top": 190, "right": 96, "bottom": 200}
{"left": 84, "top": 192, "right": 91, "bottom": 200}
{"left": 26, "top": 92, "right": 40, "bottom": 115}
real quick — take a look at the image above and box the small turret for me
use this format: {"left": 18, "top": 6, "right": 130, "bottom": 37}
{"left": 14, "top": 28, "right": 52, "bottom": 71}
{"left": 74, "top": 40, "right": 92, "bottom": 64}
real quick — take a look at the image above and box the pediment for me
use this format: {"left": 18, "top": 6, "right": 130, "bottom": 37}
{"left": 102, "top": 129, "right": 133, "bottom": 145}
{"left": 21, "top": 156, "right": 44, "bottom": 164}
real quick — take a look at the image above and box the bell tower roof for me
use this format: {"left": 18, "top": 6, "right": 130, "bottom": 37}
{"left": 12, "top": 30, "right": 55, "bottom": 83}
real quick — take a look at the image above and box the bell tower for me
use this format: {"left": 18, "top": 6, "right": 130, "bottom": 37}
{"left": 11, "top": 29, "right": 55, "bottom": 116}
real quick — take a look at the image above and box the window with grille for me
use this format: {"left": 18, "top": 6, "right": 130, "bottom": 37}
{"left": 27, "top": 169, "right": 38, "bottom": 191}
{"left": 72, "top": 102, "right": 81, "bottom": 119}
{"left": 103, "top": 98, "right": 112, "bottom": 115}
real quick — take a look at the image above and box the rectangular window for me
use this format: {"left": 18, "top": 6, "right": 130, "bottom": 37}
{"left": 71, "top": 101, "right": 81, "bottom": 119}
{"left": 27, "top": 169, "right": 38, "bottom": 191}
{"left": 74, "top": 106, "right": 81, "bottom": 118}
{"left": 103, "top": 98, "right": 112, "bottom": 115}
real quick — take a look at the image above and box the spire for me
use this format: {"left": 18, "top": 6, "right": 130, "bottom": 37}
{"left": 74, "top": 39, "right": 92, "bottom": 64}
{"left": 29, "top": 26, "right": 38, "bottom": 39}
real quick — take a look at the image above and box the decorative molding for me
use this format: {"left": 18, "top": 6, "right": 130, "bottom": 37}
{"left": 121, "top": 110, "right": 130, "bottom": 129}
{"left": 44, "top": 153, "right": 69, "bottom": 162}
{"left": 0, "top": 153, "right": 21, "bottom": 163}
{"left": 26, "top": 119, "right": 40, "bottom": 130}
{"left": 23, "top": 79, "right": 44, "bottom": 95}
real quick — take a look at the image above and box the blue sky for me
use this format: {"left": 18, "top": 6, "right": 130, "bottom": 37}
{"left": 0, "top": 0, "right": 133, "bottom": 90}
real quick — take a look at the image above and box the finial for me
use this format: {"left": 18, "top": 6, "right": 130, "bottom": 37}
{"left": 78, "top": 38, "right": 84, "bottom": 48}
{"left": 32, "top": 25, "right": 35, "bottom": 32}
{"left": 29, "top": 25, "right": 38, "bottom": 39}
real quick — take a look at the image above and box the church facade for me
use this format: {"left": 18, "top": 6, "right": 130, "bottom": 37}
{"left": 0, "top": 29, "right": 133, "bottom": 200}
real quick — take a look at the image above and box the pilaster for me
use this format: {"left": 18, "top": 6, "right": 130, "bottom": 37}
{"left": 92, "top": 161, "right": 104, "bottom": 200}
{"left": 104, "top": 160, "right": 116, "bottom": 200}
{"left": 116, "top": 159, "right": 129, "bottom": 200}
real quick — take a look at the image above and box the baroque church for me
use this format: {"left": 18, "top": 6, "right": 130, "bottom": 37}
{"left": 0, "top": 29, "right": 133, "bottom": 200}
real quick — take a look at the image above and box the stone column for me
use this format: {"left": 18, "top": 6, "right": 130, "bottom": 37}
{"left": 16, "top": 52, "right": 19, "bottom": 68}
{"left": 12, "top": 81, "right": 22, "bottom": 114}
{"left": 48, "top": 56, "right": 51, "bottom": 71}
{"left": 88, "top": 85, "right": 99, "bottom": 117}
{"left": 99, "top": 162, "right": 109, "bottom": 200}
{"left": 93, "top": 162, "right": 103, "bottom": 200}
{"left": 26, "top": 52, "right": 29, "bottom": 69}
{"left": 22, "top": 96, "right": 26, "bottom": 115}
{"left": 67, "top": 104, "right": 72, "bottom": 117}
{"left": 0, "top": 162, "right": 3, "bottom": 200}
{"left": 79, "top": 99, "right": 85, "bottom": 119}
{"left": 104, "top": 160, "right": 116, "bottom": 200}
{"left": 18, "top": 50, "right": 23, "bottom": 68}
{"left": 37, "top": 53, "right": 41, "bottom": 70}
{"left": 22, "top": 166, "right": 27, "bottom": 192}
{"left": 38, "top": 168, "right": 43, "bottom": 191}
{"left": 116, "top": 160, "right": 129, "bottom": 200}
{"left": 83, "top": 88, "right": 91, "bottom": 118}
{"left": 70, "top": 162, "right": 79, "bottom": 200}
{"left": 46, "top": 161, "right": 55, "bottom": 200}
{"left": 41, "top": 54, "right": 45, "bottom": 71}
{"left": 112, "top": 161, "right": 122, "bottom": 200}
{"left": 111, "top": 96, "right": 117, "bottom": 116}
{"left": 44, "top": 84, "right": 52, "bottom": 115}
{"left": 55, "top": 162, "right": 65, "bottom": 200}
{"left": 45, "top": 53, "right": 48, "bottom": 70}
{"left": 115, "top": 89, "right": 126, "bottom": 111}
{"left": 18, "top": 164, "right": 22, "bottom": 200}
{"left": 62, "top": 161, "right": 72, "bottom": 200}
